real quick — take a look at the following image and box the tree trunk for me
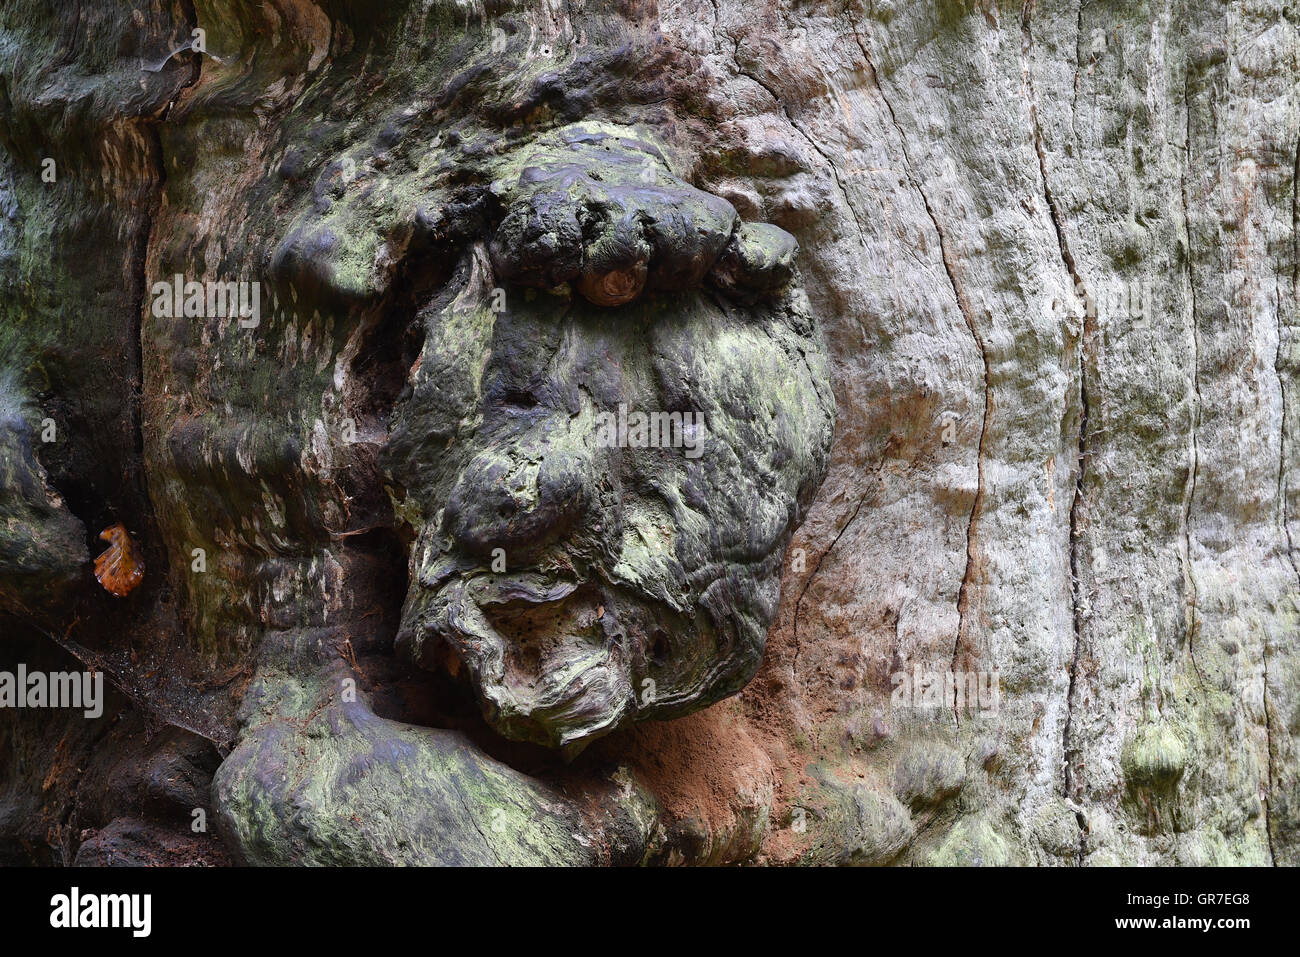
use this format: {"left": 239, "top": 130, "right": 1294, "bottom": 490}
{"left": 0, "top": 0, "right": 1294, "bottom": 865}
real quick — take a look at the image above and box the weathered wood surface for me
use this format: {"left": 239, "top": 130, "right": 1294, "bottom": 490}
{"left": 0, "top": 0, "right": 1295, "bottom": 865}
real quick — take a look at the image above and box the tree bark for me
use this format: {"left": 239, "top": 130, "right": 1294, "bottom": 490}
{"left": 0, "top": 0, "right": 1295, "bottom": 865}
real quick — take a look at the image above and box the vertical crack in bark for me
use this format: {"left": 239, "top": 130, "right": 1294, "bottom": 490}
{"left": 1022, "top": 1, "right": 1088, "bottom": 860}
{"left": 1071, "top": 0, "right": 1085, "bottom": 153}
{"left": 1264, "top": 302, "right": 1282, "bottom": 863}
{"left": 1272, "top": 127, "right": 1300, "bottom": 867}
{"left": 1259, "top": 133, "right": 1300, "bottom": 868}
{"left": 791, "top": 486, "right": 873, "bottom": 677}
{"left": 849, "top": 28, "right": 991, "bottom": 724}
{"left": 705, "top": 0, "right": 722, "bottom": 57}
{"left": 1178, "top": 72, "right": 1206, "bottom": 692}
{"left": 1261, "top": 627, "right": 1279, "bottom": 865}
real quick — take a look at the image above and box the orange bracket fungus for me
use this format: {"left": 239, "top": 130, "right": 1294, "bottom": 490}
{"left": 93, "top": 523, "right": 144, "bottom": 597}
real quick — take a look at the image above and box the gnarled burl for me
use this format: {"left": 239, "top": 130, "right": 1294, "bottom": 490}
{"left": 387, "top": 125, "right": 832, "bottom": 748}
